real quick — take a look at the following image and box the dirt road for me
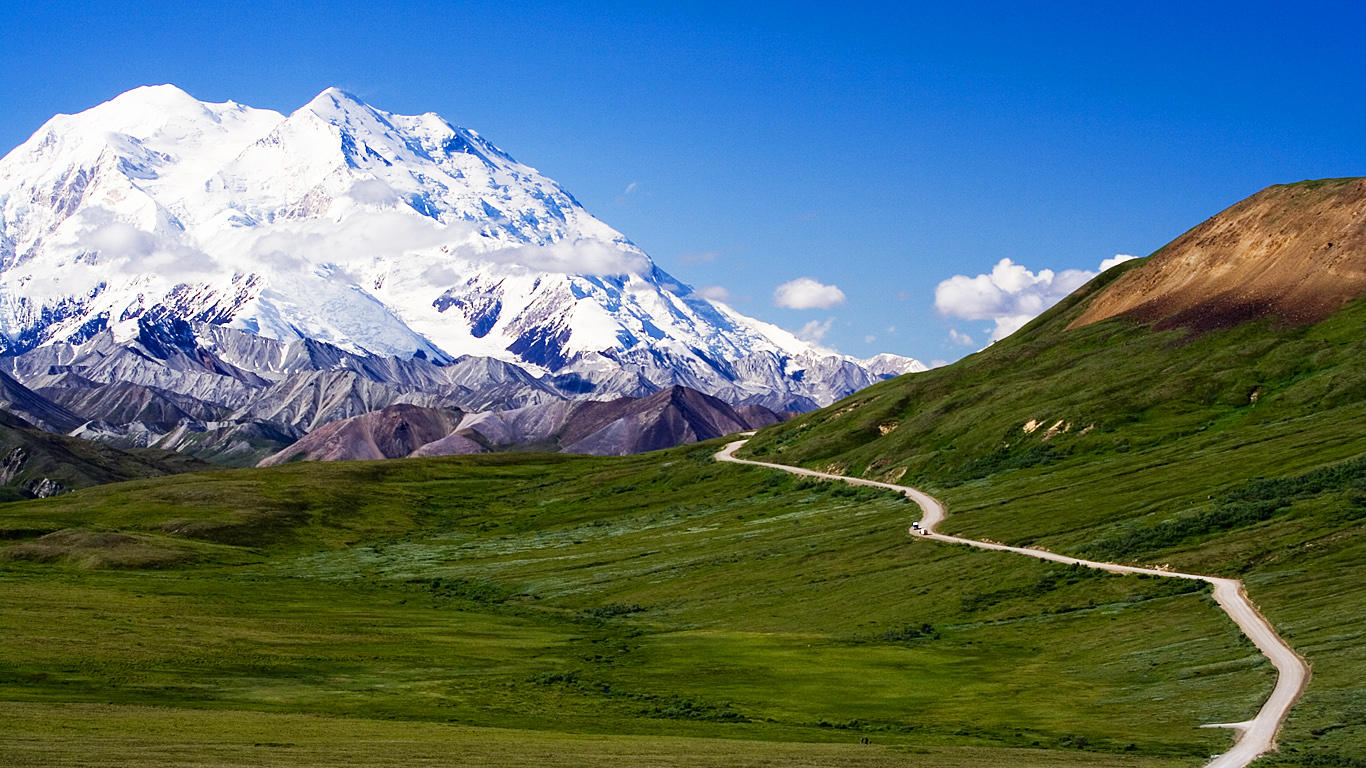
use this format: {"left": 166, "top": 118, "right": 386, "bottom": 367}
{"left": 715, "top": 439, "right": 1308, "bottom": 768}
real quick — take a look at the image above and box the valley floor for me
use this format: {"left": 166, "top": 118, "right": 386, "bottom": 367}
{"left": 0, "top": 443, "right": 1282, "bottom": 766}
{"left": 0, "top": 702, "right": 1203, "bottom": 768}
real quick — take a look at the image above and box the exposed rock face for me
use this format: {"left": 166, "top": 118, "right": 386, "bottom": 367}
{"left": 0, "top": 447, "right": 27, "bottom": 484}
{"left": 734, "top": 404, "right": 787, "bottom": 430}
{"left": 2, "top": 322, "right": 270, "bottom": 410}
{"left": 0, "top": 369, "right": 82, "bottom": 434}
{"left": 1071, "top": 178, "right": 1366, "bottom": 333}
{"left": 408, "top": 432, "right": 486, "bottom": 457}
{"left": 558, "top": 386, "right": 763, "bottom": 455}
{"left": 139, "top": 419, "right": 304, "bottom": 467}
{"left": 39, "top": 380, "right": 220, "bottom": 432}
{"left": 263, "top": 385, "right": 786, "bottom": 464}
{"left": 259, "top": 404, "right": 465, "bottom": 465}
{"left": 228, "top": 370, "right": 451, "bottom": 433}
{"left": 448, "top": 385, "right": 785, "bottom": 457}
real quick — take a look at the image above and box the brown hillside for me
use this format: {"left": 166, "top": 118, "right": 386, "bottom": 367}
{"left": 1070, "top": 178, "right": 1366, "bottom": 333}
{"left": 257, "top": 404, "right": 464, "bottom": 466}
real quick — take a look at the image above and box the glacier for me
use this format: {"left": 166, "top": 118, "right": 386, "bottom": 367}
{"left": 0, "top": 84, "right": 924, "bottom": 444}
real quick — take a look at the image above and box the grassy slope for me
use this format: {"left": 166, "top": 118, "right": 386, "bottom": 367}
{"left": 0, "top": 409, "right": 212, "bottom": 501}
{"left": 0, "top": 703, "right": 1197, "bottom": 768}
{"left": 0, "top": 446, "right": 1267, "bottom": 766}
{"left": 742, "top": 261, "right": 1366, "bottom": 766}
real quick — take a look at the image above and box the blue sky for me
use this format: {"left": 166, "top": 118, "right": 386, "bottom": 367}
{"left": 3, "top": 1, "right": 1363, "bottom": 364}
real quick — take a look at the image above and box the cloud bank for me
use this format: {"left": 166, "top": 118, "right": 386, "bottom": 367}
{"left": 773, "top": 277, "right": 846, "bottom": 310}
{"left": 696, "top": 285, "right": 732, "bottom": 302}
{"left": 207, "top": 212, "right": 651, "bottom": 277}
{"left": 935, "top": 255, "right": 1135, "bottom": 342}
{"left": 68, "top": 208, "right": 221, "bottom": 285}
{"left": 796, "top": 318, "right": 833, "bottom": 342}
{"left": 475, "top": 238, "right": 652, "bottom": 276}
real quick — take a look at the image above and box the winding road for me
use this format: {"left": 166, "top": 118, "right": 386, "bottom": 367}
{"left": 716, "top": 439, "right": 1308, "bottom": 768}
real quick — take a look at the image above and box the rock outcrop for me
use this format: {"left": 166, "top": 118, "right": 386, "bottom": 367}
{"left": 261, "top": 385, "right": 787, "bottom": 464}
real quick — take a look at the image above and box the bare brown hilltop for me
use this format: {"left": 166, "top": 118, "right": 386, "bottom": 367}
{"left": 1071, "top": 177, "right": 1366, "bottom": 333}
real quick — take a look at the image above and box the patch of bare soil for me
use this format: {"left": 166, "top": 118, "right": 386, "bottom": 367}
{"left": 1071, "top": 178, "right": 1366, "bottom": 334}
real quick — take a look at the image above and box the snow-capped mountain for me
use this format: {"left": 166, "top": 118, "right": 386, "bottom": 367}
{"left": 0, "top": 85, "right": 923, "bottom": 435}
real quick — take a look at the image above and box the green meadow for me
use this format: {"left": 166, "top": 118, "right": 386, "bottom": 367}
{"left": 1, "top": 445, "right": 1265, "bottom": 766}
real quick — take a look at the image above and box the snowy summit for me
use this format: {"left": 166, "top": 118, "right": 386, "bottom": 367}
{"left": 0, "top": 86, "right": 923, "bottom": 410}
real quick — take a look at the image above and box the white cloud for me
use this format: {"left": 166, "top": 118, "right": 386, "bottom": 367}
{"left": 697, "top": 285, "right": 732, "bottom": 302}
{"left": 864, "top": 334, "right": 876, "bottom": 344}
{"left": 476, "top": 239, "right": 651, "bottom": 276}
{"left": 71, "top": 208, "right": 220, "bottom": 281}
{"left": 934, "top": 257, "right": 1115, "bottom": 342}
{"left": 214, "top": 212, "right": 465, "bottom": 275}
{"left": 1100, "top": 254, "right": 1137, "bottom": 271}
{"left": 615, "top": 181, "right": 640, "bottom": 206}
{"left": 948, "top": 328, "right": 974, "bottom": 346}
{"left": 885, "top": 325, "right": 897, "bottom": 334}
{"left": 796, "top": 318, "right": 833, "bottom": 342}
{"left": 81, "top": 219, "right": 157, "bottom": 259}
{"left": 211, "top": 211, "right": 648, "bottom": 277}
{"left": 929, "top": 359, "right": 949, "bottom": 368}
{"left": 773, "top": 277, "right": 846, "bottom": 310}
{"left": 348, "top": 178, "right": 400, "bottom": 205}
{"left": 422, "top": 264, "right": 460, "bottom": 286}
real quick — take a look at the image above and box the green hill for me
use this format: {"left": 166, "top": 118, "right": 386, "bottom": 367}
{"left": 742, "top": 178, "right": 1366, "bottom": 765}
{"left": 0, "top": 408, "right": 211, "bottom": 503}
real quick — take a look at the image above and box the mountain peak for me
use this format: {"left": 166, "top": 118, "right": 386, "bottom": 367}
{"left": 303, "top": 86, "right": 367, "bottom": 111}
{"left": 296, "top": 87, "right": 385, "bottom": 130}
{"left": 0, "top": 86, "right": 924, "bottom": 412}
{"left": 37, "top": 84, "right": 219, "bottom": 141}
{"left": 112, "top": 82, "right": 196, "bottom": 101}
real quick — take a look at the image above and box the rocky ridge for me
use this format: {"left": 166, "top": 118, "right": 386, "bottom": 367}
{"left": 261, "top": 385, "right": 785, "bottom": 465}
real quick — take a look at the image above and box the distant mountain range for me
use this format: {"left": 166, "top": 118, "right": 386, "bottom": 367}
{"left": 0, "top": 85, "right": 923, "bottom": 464}
{"left": 259, "top": 385, "right": 787, "bottom": 465}
{"left": 0, "top": 403, "right": 206, "bottom": 501}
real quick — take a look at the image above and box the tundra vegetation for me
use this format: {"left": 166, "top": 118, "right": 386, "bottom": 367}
{"left": 2, "top": 441, "right": 1261, "bottom": 767}
{"left": 745, "top": 253, "right": 1366, "bottom": 767}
